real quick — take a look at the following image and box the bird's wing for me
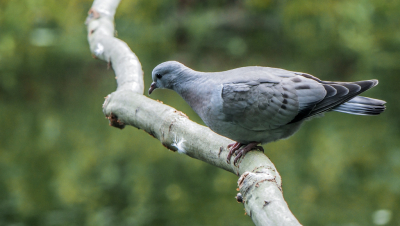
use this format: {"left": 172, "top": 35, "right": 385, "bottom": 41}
{"left": 220, "top": 71, "right": 326, "bottom": 130}
{"left": 220, "top": 68, "right": 378, "bottom": 130}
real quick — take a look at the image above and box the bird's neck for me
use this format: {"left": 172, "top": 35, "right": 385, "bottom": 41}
{"left": 173, "top": 70, "right": 211, "bottom": 115}
{"left": 173, "top": 69, "right": 206, "bottom": 94}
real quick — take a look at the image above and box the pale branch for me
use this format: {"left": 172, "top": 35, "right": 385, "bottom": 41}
{"left": 86, "top": 0, "right": 302, "bottom": 225}
{"left": 87, "top": 0, "right": 144, "bottom": 94}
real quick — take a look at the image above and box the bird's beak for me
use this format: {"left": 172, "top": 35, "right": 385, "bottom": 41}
{"left": 148, "top": 82, "right": 158, "bottom": 95}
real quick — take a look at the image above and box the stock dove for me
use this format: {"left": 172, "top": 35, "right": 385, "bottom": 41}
{"left": 148, "top": 61, "right": 386, "bottom": 165}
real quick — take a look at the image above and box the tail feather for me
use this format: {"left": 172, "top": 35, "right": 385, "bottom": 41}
{"left": 289, "top": 79, "right": 385, "bottom": 123}
{"left": 333, "top": 96, "right": 386, "bottom": 115}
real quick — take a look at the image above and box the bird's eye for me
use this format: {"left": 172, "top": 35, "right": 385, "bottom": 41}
{"left": 156, "top": 73, "right": 162, "bottom": 79}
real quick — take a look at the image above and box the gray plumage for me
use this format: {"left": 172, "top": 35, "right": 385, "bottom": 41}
{"left": 149, "top": 61, "right": 386, "bottom": 162}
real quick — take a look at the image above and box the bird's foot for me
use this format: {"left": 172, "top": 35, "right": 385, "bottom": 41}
{"left": 233, "top": 143, "right": 263, "bottom": 165}
{"left": 227, "top": 142, "right": 242, "bottom": 163}
{"left": 227, "top": 142, "right": 263, "bottom": 165}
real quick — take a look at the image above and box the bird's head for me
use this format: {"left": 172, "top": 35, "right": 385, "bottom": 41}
{"left": 148, "top": 61, "right": 187, "bottom": 95}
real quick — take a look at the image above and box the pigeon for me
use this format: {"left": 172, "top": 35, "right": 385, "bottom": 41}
{"left": 148, "top": 61, "right": 386, "bottom": 165}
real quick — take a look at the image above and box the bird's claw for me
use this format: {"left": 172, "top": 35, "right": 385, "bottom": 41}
{"left": 226, "top": 142, "right": 242, "bottom": 164}
{"left": 255, "top": 146, "right": 264, "bottom": 153}
{"left": 227, "top": 142, "right": 263, "bottom": 166}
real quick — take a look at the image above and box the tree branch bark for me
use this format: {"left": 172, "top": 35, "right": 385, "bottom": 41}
{"left": 86, "top": 0, "right": 302, "bottom": 225}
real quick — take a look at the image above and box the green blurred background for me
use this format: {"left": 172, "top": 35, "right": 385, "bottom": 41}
{"left": 0, "top": 0, "right": 399, "bottom": 225}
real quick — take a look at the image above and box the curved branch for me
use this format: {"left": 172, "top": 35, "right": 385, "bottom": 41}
{"left": 86, "top": 0, "right": 302, "bottom": 225}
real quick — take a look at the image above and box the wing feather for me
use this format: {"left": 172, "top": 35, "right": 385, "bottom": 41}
{"left": 221, "top": 79, "right": 300, "bottom": 130}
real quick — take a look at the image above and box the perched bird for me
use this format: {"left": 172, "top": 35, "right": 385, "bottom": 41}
{"left": 148, "top": 61, "right": 386, "bottom": 165}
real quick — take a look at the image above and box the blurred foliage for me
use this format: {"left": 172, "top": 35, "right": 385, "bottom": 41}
{"left": 0, "top": 0, "right": 399, "bottom": 225}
